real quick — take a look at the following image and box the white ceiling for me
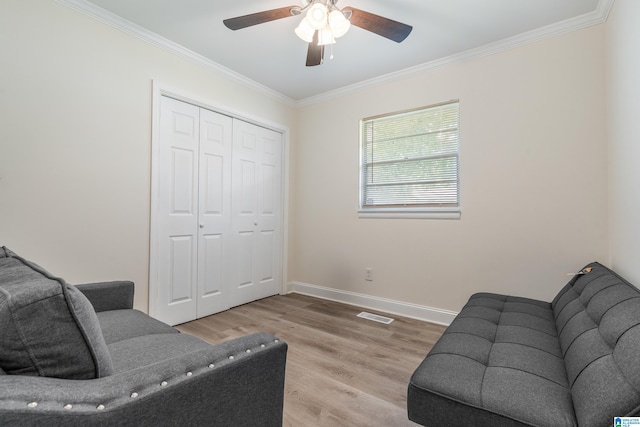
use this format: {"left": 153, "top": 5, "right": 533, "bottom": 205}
{"left": 61, "top": 0, "right": 610, "bottom": 103}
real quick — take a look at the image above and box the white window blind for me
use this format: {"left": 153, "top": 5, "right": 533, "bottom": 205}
{"left": 360, "top": 101, "right": 459, "bottom": 214}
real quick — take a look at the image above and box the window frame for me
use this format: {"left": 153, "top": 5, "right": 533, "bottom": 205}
{"left": 358, "top": 100, "right": 461, "bottom": 220}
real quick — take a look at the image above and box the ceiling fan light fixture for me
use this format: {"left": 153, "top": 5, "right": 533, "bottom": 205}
{"left": 295, "top": 18, "right": 315, "bottom": 42}
{"left": 328, "top": 9, "right": 350, "bottom": 38}
{"left": 224, "top": 2, "right": 413, "bottom": 68}
{"left": 306, "top": 3, "right": 328, "bottom": 30}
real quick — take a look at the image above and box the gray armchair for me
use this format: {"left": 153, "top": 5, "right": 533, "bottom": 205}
{"left": 0, "top": 247, "right": 288, "bottom": 426}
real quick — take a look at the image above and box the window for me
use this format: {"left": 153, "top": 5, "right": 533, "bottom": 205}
{"left": 359, "top": 100, "right": 460, "bottom": 219}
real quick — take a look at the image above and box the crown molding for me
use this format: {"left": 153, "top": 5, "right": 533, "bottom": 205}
{"left": 55, "top": 0, "right": 614, "bottom": 109}
{"left": 296, "top": 0, "right": 616, "bottom": 107}
{"left": 54, "top": 0, "right": 297, "bottom": 108}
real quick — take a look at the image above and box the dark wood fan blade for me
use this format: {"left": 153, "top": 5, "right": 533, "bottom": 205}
{"left": 223, "top": 6, "right": 298, "bottom": 30}
{"left": 343, "top": 7, "right": 412, "bottom": 43}
{"left": 306, "top": 31, "right": 324, "bottom": 67}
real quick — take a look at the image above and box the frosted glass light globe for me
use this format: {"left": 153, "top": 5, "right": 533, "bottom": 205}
{"left": 328, "top": 10, "right": 351, "bottom": 38}
{"left": 306, "top": 3, "right": 328, "bottom": 30}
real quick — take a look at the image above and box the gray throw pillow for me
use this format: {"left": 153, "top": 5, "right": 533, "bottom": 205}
{"left": 0, "top": 247, "right": 113, "bottom": 379}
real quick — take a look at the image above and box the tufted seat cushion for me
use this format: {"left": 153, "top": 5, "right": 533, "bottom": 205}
{"left": 409, "top": 293, "right": 576, "bottom": 427}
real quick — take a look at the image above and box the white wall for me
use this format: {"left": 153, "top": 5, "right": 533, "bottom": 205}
{"left": 607, "top": 0, "right": 640, "bottom": 285}
{"left": 0, "top": 0, "right": 296, "bottom": 310}
{"left": 292, "top": 25, "right": 609, "bottom": 313}
{"left": 0, "top": 0, "right": 617, "bottom": 318}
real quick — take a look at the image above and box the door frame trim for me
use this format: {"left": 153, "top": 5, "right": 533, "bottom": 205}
{"left": 149, "top": 80, "right": 290, "bottom": 319}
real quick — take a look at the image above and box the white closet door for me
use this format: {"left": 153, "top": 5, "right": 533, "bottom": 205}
{"left": 152, "top": 96, "right": 283, "bottom": 325}
{"left": 155, "top": 96, "right": 200, "bottom": 325}
{"left": 196, "top": 108, "right": 233, "bottom": 318}
{"left": 231, "top": 119, "right": 282, "bottom": 307}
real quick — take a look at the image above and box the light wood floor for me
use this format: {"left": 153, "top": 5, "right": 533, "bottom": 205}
{"left": 176, "top": 293, "right": 447, "bottom": 427}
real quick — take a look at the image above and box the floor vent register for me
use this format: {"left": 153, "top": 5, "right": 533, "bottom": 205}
{"left": 357, "top": 311, "right": 394, "bottom": 324}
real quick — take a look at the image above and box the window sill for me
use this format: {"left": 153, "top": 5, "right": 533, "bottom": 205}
{"left": 358, "top": 207, "right": 461, "bottom": 220}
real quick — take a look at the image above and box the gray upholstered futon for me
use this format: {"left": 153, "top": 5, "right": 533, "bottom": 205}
{"left": 408, "top": 262, "right": 640, "bottom": 427}
{"left": 0, "top": 246, "right": 288, "bottom": 426}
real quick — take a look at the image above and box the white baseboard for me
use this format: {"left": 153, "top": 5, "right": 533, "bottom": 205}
{"left": 287, "top": 282, "right": 457, "bottom": 326}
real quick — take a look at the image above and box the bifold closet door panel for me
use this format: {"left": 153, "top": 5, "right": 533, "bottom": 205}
{"left": 154, "top": 96, "right": 201, "bottom": 325}
{"left": 196, "top": 108, "right": 233, "bottom": 319}
{"left": 230, "top": 119, "right": 283, "bottom": 307}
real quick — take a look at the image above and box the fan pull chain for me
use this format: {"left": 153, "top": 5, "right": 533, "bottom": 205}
{"left": 330, "top": 43, "right": 334, "bottom": 60}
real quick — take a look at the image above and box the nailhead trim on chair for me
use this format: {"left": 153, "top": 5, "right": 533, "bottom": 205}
{"left": 18, "top": 339, "right": 282, "bottom": 412}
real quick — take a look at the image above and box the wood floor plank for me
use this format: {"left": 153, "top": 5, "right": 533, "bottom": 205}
{"left": 176, "top": 294, "right": 446, "bottom": 427}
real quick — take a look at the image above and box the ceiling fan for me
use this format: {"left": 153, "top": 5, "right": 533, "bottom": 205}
{"left": 223, "top": 0, "right": 412, "bottom": 67}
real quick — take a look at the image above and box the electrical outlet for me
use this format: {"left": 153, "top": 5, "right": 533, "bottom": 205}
{"left": 364, "top": 268, "right": 373, "bottom": 281}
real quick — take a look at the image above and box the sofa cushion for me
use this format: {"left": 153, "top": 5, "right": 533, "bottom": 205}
{"left": 409, "top": 293, "right": 574, "bottom": 427}
{"left": 97, "top": 309, "right": 179, "bottom": 344}
{"left": 552, "top": 262, "right": 640, "bottom": 427}
{"left": 108, "top": 333, "right": 211, "bottom": 373}
{"left": 0, "top": 247, "right": 113, "bottom": 379}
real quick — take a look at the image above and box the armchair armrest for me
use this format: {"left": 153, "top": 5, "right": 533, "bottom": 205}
{"left": 0, "top": 332, "right": 287, "bottom": 427}
{"left": 75, "top": 281, "right": 134, "bottom": 312}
